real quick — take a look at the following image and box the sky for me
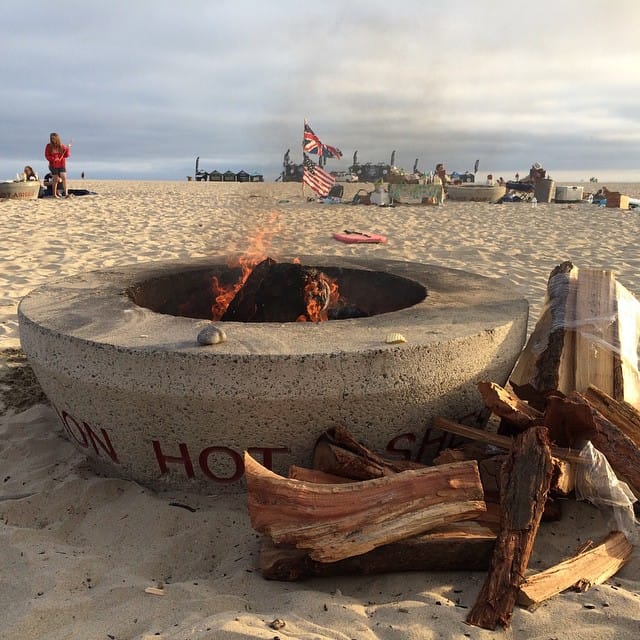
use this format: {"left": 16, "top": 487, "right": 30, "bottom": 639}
{"left": 2, "top": 0, "right": 640, "bottom": 182}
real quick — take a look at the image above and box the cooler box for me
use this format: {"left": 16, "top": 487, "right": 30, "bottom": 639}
{"left": 534, "top": 178, "right": 555, "bottom": 203}
{"left": 606, "top": 192, "right": 630, "bottom": 210}
{"left": 555, "top": 186, "right": 584, "bottom": 203}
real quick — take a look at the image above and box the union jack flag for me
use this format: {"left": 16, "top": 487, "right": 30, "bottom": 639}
{"left": 303, "top": 120, "right": 342, "bottom": 159}
{"left": 303, "top": 154, "right": 336, "bottom": 197}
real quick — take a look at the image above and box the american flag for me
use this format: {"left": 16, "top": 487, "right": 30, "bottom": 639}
{"left": 303, "top": 120, "right": 342, "bottom": 159}
{"left": 303, "top": 155, "right": 336, "bottom": 197}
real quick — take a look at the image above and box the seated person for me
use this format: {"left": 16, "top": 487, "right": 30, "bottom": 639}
{"left": 485, "top": 174, "right": 495, "bottom": 185}
{"left": 41, "top": 172, "right": 95, "bottom": 197}
{"left": 42, "top": 173, "right": 55, "bottom": 196}
{"left": 24, "top": 165, "right": 39, "bottom": 181}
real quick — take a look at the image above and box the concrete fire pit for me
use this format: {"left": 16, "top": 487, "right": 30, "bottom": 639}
{"left": 0, "top": 180, "right": 40, "bottom": 200}
{"left": 18, "top": 255, "right": 528, "bottom": 492}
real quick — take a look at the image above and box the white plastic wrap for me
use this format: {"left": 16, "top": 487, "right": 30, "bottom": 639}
{"left": 575, "top": 441, "right": 638, "bottom": 542}
{"left": 511, "top": 261, "right": 640, "bottom": 409}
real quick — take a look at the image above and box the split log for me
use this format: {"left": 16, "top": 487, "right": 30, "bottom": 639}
{"left": 551, "top": 458, "right": 576, "bottom": 495}
{"left": 288, "top": 465, "right": 352, "bottom": 484}
{"left": 477, "top": 381, "right": 544, "bottom": 434}
{"left": 518, "top": 531, "right": 632, "bottom": 610}
{"left": 260, "top": 521, "right": 498, "bottom": 581}
{"left": 544, "top": 391, "right": 640, "bottom": 497}
{"left": 312, "top": 425, "right": 424, "bottom": 479}
{"left": 509, "top": 261, "right": 578, "bottom": 409}
{"left": 244, "top": 452, "right": 486, "bottom": 563}
{"left": 433, "top": 417, "right": 585, "bottom": 464}
{"left": 435, "top": 446, "right": 505, "bottom": 499}
{"left": 434, "top": 442, "right": 497, "bottom": 465}
{"left": 572, "top": 267, "right": 622, "bottom": 399}
{"left": 510, "top": 262, "right": 640, "bottom": 411}
{"left": 466, "top": 427, "right": 554, "bottom": 630}
{"left": 583, "top": 384, "right": 640, "bottom": 447}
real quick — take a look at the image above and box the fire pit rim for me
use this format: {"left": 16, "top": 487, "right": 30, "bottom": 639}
{"left": 18, "top": 255, "right": 529, "bottom": 360}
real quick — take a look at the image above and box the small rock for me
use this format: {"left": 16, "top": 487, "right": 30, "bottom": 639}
{"left": 269, "top": 619, "right": 286, "bottom": 630}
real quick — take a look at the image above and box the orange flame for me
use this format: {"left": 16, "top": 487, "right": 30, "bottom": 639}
{"left": 298, "top": 273, "right": 340, "bottom": 322}
{"left": 211, "top": 212, "right": 280, "bottom": 320}
{"left": 210, "top": 212, "right": 340, "bottom": 323}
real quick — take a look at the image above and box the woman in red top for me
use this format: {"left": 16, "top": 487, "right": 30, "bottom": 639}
{"left": 44, "top": 132, "right": 71, "bottom": 198}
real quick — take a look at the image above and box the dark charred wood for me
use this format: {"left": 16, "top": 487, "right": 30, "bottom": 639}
{"left": 220, "top": 257, "right": 276, "bottom": 321}
{"left": 221, "top": 259, "right": 333, "bottom": 322}
{"left": 327, "top": 304, "right": 369, "bottom": 320}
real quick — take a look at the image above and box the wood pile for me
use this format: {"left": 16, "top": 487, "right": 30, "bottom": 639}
{"left": 244, "top": 263, "right": 639, "bottom": 631}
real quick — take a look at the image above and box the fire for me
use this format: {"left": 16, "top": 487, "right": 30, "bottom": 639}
{"left": 209, "top": 214, "right": 340, "bottom": 323}
{"left": 210, "top": 213, "right": 279, "bottom": 320}
{"left": 298, "top": 273, "right": 340, "bottom": 322}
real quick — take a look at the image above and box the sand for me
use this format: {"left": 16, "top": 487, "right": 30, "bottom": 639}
{"left": 1, "top": 180, "right": 640, "bottom": 639}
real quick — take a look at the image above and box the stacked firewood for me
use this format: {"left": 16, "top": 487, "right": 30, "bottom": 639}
{"left": 244, "top": 262, "right": 639, "bottom": 631}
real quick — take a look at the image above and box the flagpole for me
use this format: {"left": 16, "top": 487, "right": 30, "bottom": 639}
{"left": 301, "top": 119, "right": 306, "bottom": 199}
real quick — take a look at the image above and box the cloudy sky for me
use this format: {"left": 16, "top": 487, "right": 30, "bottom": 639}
{"left": 3, "top": 0, "right": 640, "bottom": 181}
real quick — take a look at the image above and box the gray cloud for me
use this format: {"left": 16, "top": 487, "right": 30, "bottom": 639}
{"left": 2, "top": 0, "right": 640, "bottom": 181}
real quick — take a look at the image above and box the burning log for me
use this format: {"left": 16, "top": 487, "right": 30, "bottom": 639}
{"left": 466, "top": 427, "right": 554, "bottom": 630}
{"left": 259, "top": 521, "right": 498, "bottom": 581}
{"left": 221, "top": 258, "right": 336, "bottom": 322}
{"left": 518, "top": 531, "right": 632, "bottom": 610}
{"left": 244, "top": 452, "right": 486, "bottom": 563}
{"left": 510, "top": 262, "right": 640, "bottom": 411}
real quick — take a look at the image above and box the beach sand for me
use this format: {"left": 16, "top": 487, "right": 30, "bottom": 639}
{"left": 1, "top": 180, "right": 639, "bottom": 639}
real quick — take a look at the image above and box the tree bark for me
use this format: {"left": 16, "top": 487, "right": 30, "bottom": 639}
{"left": 544, "top": 391, "right": 640, "bottom": 497}
{"left": 466, "top": 427, "right": 554, "bottom": 630}
{"left": 510, "top": 261, "right": 578, "bottom": 409}
{"left": 583, "top": 384, "right": 640, "bottom": 447}
{"left": 260, "top": 521, "right": 498, "bottom": 580}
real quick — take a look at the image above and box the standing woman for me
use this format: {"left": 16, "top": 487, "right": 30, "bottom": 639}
{"left": 44, "top": 132, "right": 71, "bottom": 198}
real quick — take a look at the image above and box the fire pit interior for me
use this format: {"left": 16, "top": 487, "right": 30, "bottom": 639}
{"left": 18, "top": 255, "right": 529, "bottom": 493}
{"left": 127, "top": 258, "right": 427, "bottom": 323}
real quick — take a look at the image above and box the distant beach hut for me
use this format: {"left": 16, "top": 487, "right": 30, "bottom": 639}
{"left": 250, "top": 173, "right": 264, "bottom": 182}
{"left": 223, "top": 170, "right": 236, "bottom": 182}
{"left": 209, "top": 170, "right": 223, "bottom": 182}
{"left": 236, "top": 170, "right": 251, "bottom": 183}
